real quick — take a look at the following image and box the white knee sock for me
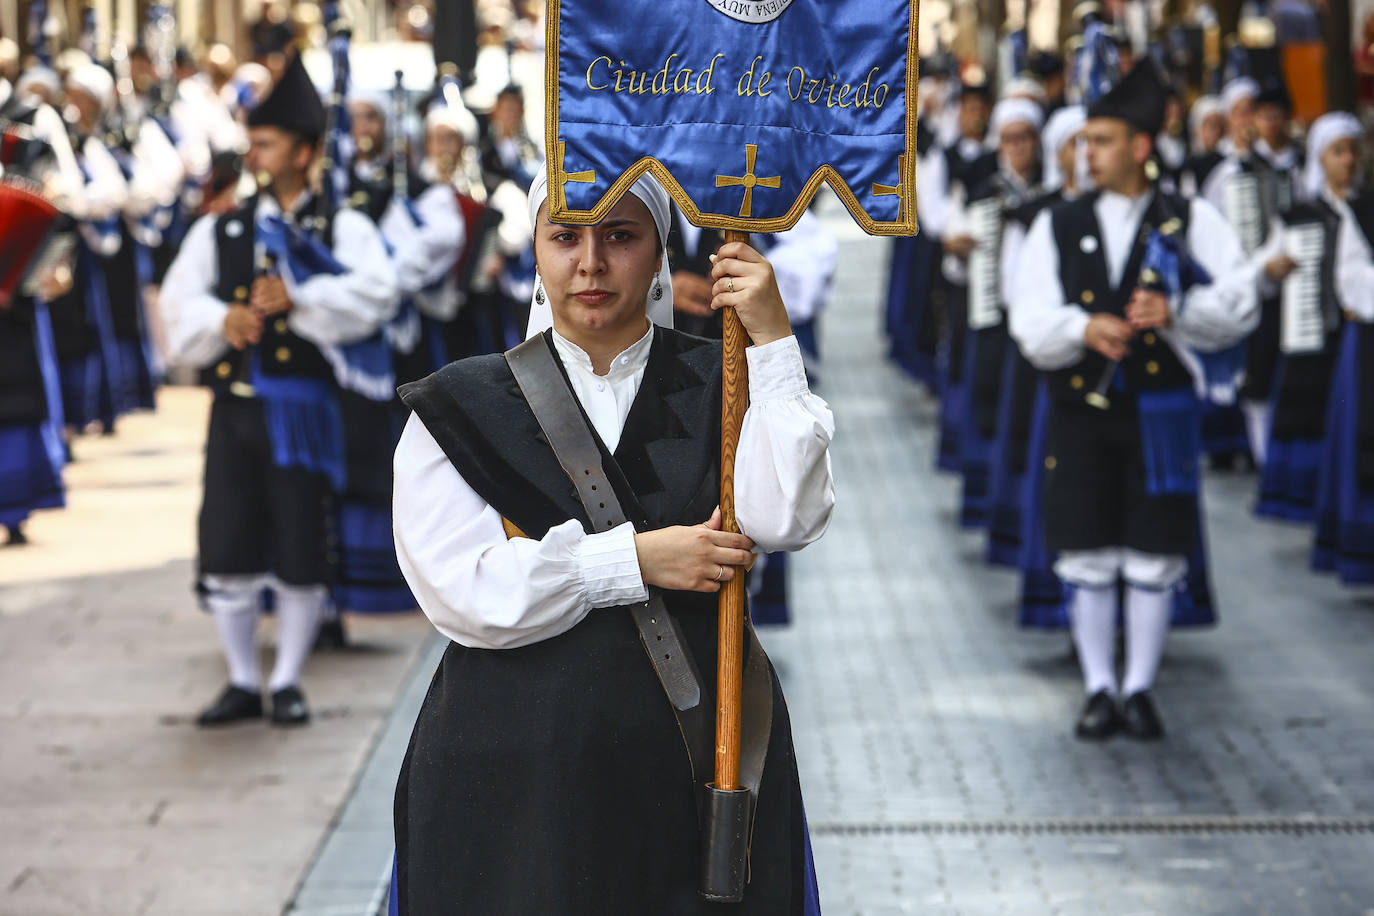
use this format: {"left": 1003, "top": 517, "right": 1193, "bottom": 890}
{"left": 1121, "top": 585, "right": 1172, "bottom": 696}
{"left": 1068, "top": 585, "right": 1118, "bottom": 697}
{"left": 1241, "top": 400, "right": 1270, "bottom": 467}
{"left": 269, "top": 584, "right": 326, "bottom": 692}
{"left": 207, "top": 588, "right": 262, "bottom": 692}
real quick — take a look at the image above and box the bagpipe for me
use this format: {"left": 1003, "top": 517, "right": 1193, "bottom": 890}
{"left": 320, "top": 2, "right": 354, "bottom": 214}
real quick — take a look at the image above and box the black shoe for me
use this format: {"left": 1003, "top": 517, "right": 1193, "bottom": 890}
{"left": 197, "top": 685, "right": 263, "bottom": 727}
{"left": 314, "top": 617, "right": 348, "bottom": 650}
{"left": 5, "top": 525, "right": 26, "bottom": 546}
{"left": 270, "top": 685, "right": 310, "bottom": 726}
{"left": 1074, "top": 690, "right": 1120, "bottom": 741}
{"left": 1120, "top": 691, "right": 1165, "bottom": 741}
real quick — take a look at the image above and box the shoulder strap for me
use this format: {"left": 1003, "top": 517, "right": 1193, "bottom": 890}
{"left": 505, "top": 333, "right": 775, "bottom": 816}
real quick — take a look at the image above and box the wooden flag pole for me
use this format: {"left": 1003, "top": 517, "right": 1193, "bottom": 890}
{"left": 714, "top": 229, "right": 750, "bottom": 793}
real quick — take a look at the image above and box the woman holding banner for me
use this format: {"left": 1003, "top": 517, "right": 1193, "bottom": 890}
{"left": 390, "top": 164, "right": 832, "bottom": 913}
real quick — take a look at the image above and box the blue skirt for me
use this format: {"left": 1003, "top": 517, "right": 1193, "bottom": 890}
{"left": 332, "top": 501, "right": 417, "bottom": 614}
{"left": 1312, "top": 323, "right": 1374, "bottom": 585}
{"left": 1015, "top": 384, "right": 1218, "bottom": 629}
{"left": 0, "top": 423, "right": 64, "bottom": 528}
{"left": 1256, "top": 436, "right": 1324, "bottom": 522}
{"left": 1201, "top": 401, "right": 1250, "bottom": 460}
{"left": 985, "top": 343, "right": 1034, "bottom": 565}
{"left": 884, "top": 235, "right": 938, "bottom": 389}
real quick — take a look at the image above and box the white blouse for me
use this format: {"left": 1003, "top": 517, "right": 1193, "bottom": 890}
{"left": 392, "top": 330, "right": 836, "bottom": 650}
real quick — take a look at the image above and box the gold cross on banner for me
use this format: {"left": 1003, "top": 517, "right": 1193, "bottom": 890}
{"left": 716, "top": 144, "right": 781, "bottom": 218}
{"left": 872, "top": 154, "right": 907, "bottom": 222}
{"left": 555, "top": 140, "right": 595, "bottom": 209}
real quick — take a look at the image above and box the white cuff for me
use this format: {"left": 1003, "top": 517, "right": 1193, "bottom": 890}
{"left": 746, "top": 335, "right": 809, "bottom": 402}
{"left": 578, "top": 521, "right": 649, "bottom": 609}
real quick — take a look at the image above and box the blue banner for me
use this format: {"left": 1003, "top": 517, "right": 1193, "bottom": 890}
{"left": 547, "top": 0, "right": 918, "bottom": 235}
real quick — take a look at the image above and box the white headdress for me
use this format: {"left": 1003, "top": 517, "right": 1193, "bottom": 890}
{"left": 1041, "top": 105, "right": 1086, "bottom": 190}
{"left": 1304, "top": 111, "right": 1362, "bottom": 198}
{"left": 525, "top": 163, "right": 676, "bottom": 338}
{"left": 988, "top": 97, "right": 1044, "bottom": 145}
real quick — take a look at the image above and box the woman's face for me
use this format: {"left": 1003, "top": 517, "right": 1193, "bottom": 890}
{"left": 1198, "top": 113, "right": 1225, "bottom": 152}
{"left": 1323, "top": 137, "right": 1359, "bottom": 193}
{"left": 535, "top": 193, "right": 662, "bottom": 339}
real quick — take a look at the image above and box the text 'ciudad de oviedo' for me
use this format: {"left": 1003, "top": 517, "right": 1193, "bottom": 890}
{"left": 583, "top": 53, "right": 895, "bottom": 111}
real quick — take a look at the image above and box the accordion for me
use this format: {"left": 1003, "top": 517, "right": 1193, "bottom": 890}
{"left": 966, "top": 197, "right": 1004, "bottom": 330}
{"left": 0, "top": 177, "right": 62, "bottom": 299}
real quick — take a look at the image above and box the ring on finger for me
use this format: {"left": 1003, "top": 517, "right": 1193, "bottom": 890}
{"left": 713, "top": 564, "right": 725, "bottom": 582}
{"left": 725, "top": 277, "right": 735, "bottom": 293}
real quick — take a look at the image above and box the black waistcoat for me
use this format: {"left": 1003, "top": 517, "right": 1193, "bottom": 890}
{"left": 665, "top": 205, "right": 728, "bottom": 338}
{"left": 201, "top": 198, "right": 337, "bottom": 390}
{"left": 1047, "top": 190, "right": 1195, "bottom": 405}
{"left": 1182, "top": 151, "right": 1225, "bottom": 195}
{"left": 346, "top": 160, "right": 430, "bottom": 225}
{"left": 945, "top": 146, "right": 998, "bottom": 197}
{"left": 1269, "top": 200, "right": 1342, "bottom": 438}
{"left": 391, "top": 328, "right": 807, "bottom": 914}
{"left": 0, "top": 297, "right": 48, "bottom": 425}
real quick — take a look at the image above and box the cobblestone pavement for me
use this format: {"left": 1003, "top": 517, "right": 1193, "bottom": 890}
{"left": 0, "top": 389, "right": 434, "bottom": 916}
{"left": 759, "top": 211, "right": 1374, "bottom": 914}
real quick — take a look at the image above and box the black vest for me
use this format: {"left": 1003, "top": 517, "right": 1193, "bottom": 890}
{"left": 664, "top": 205, "right": 729, "bottom": 338}
{"left": 1047, "top": 190, "right": 1196, "bottom": 404}
{"left": 346, "top": 160, "right": 430, "bottom": 225}
{"left": 1181, "top": 151, "right": 1224, "bottom": 195}
{"left": 202, "top": 198, "right": 338, "bottom": 389}
{"left": 945, "top": 145, "right": 997, "bottom": 198}
{"left": 1349, "top": 193, "right": 1374, "bottom": 485}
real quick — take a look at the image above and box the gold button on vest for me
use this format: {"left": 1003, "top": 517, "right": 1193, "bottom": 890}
{"left": 234, "top": 285, "right": 248, "bottom": 301}
{"left": 1146, "top": 360, "right": 1159, "bottom": 375}
{"left": 1045, "top": 456, "right": 1057, "bottom": 470}
{"left": 1081, "top": 290, "right": 1094, "bottom": 304}
{"left": 1143, "top": 332, "right": 1157, "bottom": 345}
{"left": 274, "top": 319, "right": 288, "bottom": 333}
{"left": 215, "top": 362, "right": 232, "bottom": 379}
{"left": 275, "top": 347, "right": 291, "bottom": 363}
{"left": 1070, "top": 375, "right": 1084, "bottom": 389}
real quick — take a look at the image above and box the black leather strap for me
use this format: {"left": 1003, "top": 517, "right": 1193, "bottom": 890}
{"left": 505, "top": 333, "right": 774, "bottom": 827}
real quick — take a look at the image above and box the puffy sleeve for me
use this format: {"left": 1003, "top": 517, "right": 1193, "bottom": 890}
{"left": 1008, "top": 209, "right": 1091, "bottom": 370}
{"left": 285, "top": 208, "right": 401, "bottom": 346}
{"left": 734, "top": 336, "right": 835, "bottom": 552}
{"left": 1173, "top": 197, "right": 1260, "bottom": 351}
{"left": 159, "top": 213, "right": 230, "bottom": 369}
{"left": 393, "top": 414, "right": 650, "bottom": 650}
{"left": 1335, "top": 201, "right": 1374, "bottom": 322}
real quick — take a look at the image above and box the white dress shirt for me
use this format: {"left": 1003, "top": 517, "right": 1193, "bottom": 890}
{"left": 1332, "top": 189, "right": 1374, "bottom": 323}
{"left": 393, "top": 330, "right": 836, "bottom": 650}
{"left": 1009, "top": 189, "right": 1259, "bottom": 389}
{"left": 380, "top": 182, "right": 466, "bottom": 302}
{"left": 160, "top": 192, "right": 400, "bottom": 369}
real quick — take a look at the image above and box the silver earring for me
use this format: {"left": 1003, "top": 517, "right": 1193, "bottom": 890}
{"left": 534, "top": 282, "right": 545, "bottom": 305}
{"left": 650, "top": 277, "right": 663, "bottom": 301}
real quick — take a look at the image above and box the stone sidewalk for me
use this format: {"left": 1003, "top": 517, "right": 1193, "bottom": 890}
{"left": 0, "top": 388, "right": 433, "bottom": 915}
{"left": 764, "top": 213, "right": 1374, "bottom": 914}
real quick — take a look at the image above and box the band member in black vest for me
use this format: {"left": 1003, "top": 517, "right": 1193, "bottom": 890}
{"left": 390, "top": 165, "right": 834, "bottom": 913}
{"left": 988, "top": 104, "right": 1088, "bottom": 567}
{"left": 160, "top": 54, "right": 398, "bottom": 727}
{"left": 1252, "top": 113, "right": 1355, "bottom": 521}
{"left": 1177, "top": 95, "right": 1225, "bottom": 200}
{"left": 1010, "top": 62, "right": 1257, "bottom": 740}
{"left": 1309, "top": 115, "right": 1374, "bottom": 587}
{"left": 942, "top": 96, "right": 1043, "bottom": 528}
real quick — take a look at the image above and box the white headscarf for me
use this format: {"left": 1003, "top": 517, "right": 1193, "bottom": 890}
{"left": 1188, "top": 95, "right": 1223, "bottom": 150}
{"left": 988, "top": 97, "right": 1044, "bottom": 146}
{"left": 1304, "top": 111, "right": 1363, "bottom": 198}
{"left": 65, "top": 62, "right": 114, "bottom": 114}
{"left": 425, "top": 101, "right": 479, "bottom": 147}
{"left": 1220, "top": 77, "right": 1259, "bottom": 115}
{"left": 525, "top": 163, "right": 676, "bottom": 338}
{"left": 1041, "top": 105, "right": 1086, "bottom": 191}
{"left": 1001, "top": 77, "right": 1047, "bottom": 105}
